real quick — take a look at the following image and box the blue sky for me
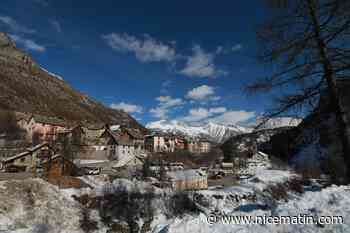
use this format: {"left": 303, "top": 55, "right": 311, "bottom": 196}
{"left": 0, "top": 0, "right": 277, "bottom": 126}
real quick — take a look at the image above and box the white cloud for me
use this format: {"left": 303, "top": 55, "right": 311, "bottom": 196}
{"left": 150, "top": 96, "right": 184, "bottom": 119}
{"left": 180, "top": 45, "right": 226, "bottom": 78}
{"left": 209, "top": 107, "right": 227, "bottom": 114}
{"left": 156, "top": 96, "right": 184, "bottom": 108}
{"left": 0, "top": 16, "right": 36, "bottom": 34}
{"left": 110, "top": 102, "right": 143, "bottom": 113}
{"left": 186, "top": 85, "right": 220, "bottom": 102}
{"left": 102, "top": 33, "right": 176, "bottom": 63}
{"left": 209, "top": 110, "right": 255, "bottom": 125}
{"left": 50, "top": 20, "right": 62, "bottom": 33}
{"left": 178, "top": 107, "right": 254, "bottom": 125}
{"left": 181, "top": 108, "right": 211, "bottom": 122}
{"left": 232, "top": 44, "right": 243, "bottom": 52}
{"left": 150, "top": 107, "right": 168, "bottom": 119}
{"left": 186, "top": 85, "right": 214, "bottom": 100}
{"left": 9, "top": 34, "right": 45, "bottom": 52}
{"left": 216, "top": 43, "right": 243, "bottom": 55}
{"left": 103, "top": 33, "right": 231, "bottom": 79}
{"left": 180, "top": 107, "right": 228, "bottom": 122}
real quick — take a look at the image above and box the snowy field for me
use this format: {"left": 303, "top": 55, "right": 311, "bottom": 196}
{"left": 0, "top": 166, "right": 349, "bottom": 233}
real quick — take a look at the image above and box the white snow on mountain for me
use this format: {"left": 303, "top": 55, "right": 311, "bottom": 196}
{"left": 146, "top": 117, "right": 301, "bottom": 143}
{"left": 146, "top": 120, "right": 252, "bottom": 143}
{"left": 256, "top": 117, "right": 302, "bottom": 130}
{"left": 40, "top": 67, "right": 64, "bottom": 80}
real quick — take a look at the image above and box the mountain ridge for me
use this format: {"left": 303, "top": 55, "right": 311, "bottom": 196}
{"left": 146, "top": 118, "right": 302, "bottom": 143}
{"left": 146, "top": 120, "right": 252, "bottom": 143}
{"left": 0, "top": 32, "right": 147, "bottom": 133}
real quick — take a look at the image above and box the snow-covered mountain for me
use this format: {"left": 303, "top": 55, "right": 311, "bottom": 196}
{"left": 146, "top": 120, "right": 252, "bottom": 143}
{"left": 146, "top": 117, "right": 302, "bottom": 143}
{"left": 255, "top": 117, "right": 302, "bottom": 130}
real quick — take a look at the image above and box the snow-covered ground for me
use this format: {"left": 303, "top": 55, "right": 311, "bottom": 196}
{"left": 151, "top": 168, "right": 349, "bottom": 233}
{"left": 0, "top": 165, "right": 349, "bottom": 233}
{"left": 0, "top": 179, "right": 84, "bottom": 233}
{"left": 151, "top": 184, "right": 350, "bottom": 233}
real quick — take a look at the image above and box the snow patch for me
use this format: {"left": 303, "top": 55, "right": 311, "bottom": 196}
{"left": 40, "top": 67, "right": 64, "bottom": 80}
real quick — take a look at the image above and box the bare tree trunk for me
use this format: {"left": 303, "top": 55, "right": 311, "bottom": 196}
{"left": 307, "top": 0, "right": 350, "bottom": 182}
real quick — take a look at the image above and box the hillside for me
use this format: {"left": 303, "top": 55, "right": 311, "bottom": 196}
{"left": 0, "top": 32, "right": 146, "bottom": 132}
{"left": 221, "top": 127, "right": 294, "bottom": 161}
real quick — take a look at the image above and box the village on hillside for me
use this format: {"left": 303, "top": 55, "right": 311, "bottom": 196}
{"left": 1, "top": 108, "right": 348, "bottom": 233}
{"left": 0, "top": 111, "right": 239, "bottom": 191}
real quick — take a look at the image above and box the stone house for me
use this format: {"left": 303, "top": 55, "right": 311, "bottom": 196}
{"left": 0, "top": 143, "right": 54, "bottom": 172}
{"left": 99, "top": 129, "right": 137, "bottom": 161}
{"left": 57, "top": 125, "right": 85, "bottom": 145}
{"left": 82, "top": 124, "right": 106, "bottom": 147}
{"left": 117, "top": 127, "right": 145, "bottom": 155}
{"left": 166, "top": 169, "right": 208, "bottom": 191}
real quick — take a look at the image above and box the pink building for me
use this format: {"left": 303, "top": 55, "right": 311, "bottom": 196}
{"left": 18, "top": 115, "right": 69, "bottom": 143}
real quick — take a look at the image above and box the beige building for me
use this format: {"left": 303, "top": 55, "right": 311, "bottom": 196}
{"left": 144, "top": 134, "right": 175, "bottom": 153}
{"left": 82, "top": 124, "right": 106, "bottom": 147}
{"left": 198, "top": 140, "right": 211, "bottom": 153}
{"left": 185, "top": 139, "right": 211, "bottom": 154}
{"left": 167, "top": 169, "right": 208, "bottom": 191}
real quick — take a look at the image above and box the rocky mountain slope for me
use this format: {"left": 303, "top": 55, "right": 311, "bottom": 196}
{"left": 146, "top": 120, "right": 252, "bottom": 143}
{"left": 0, "top": 32, "right": 146, "bottom": 132}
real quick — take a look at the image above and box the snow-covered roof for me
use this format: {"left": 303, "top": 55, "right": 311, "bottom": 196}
{"left": 167, "top": 169, "right": 207, "bottom": 181}
{"left": 112, "top": 153, "right": 144, "bottom": 168}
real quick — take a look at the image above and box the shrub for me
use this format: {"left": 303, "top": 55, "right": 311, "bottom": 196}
{"left": 80, "top": 208, "right": 98, "bottom": 233}
{"left": 98, "top": 186, "right": 155, "bottom": 233}
{"left": 287, "top": 178, "right": 304, "bottom": 194}
{"left": 264, "top": 183, "right": 289, "bottom": 201}
{"left": 165, "top": 192, "right": 198, "bottom": 218}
